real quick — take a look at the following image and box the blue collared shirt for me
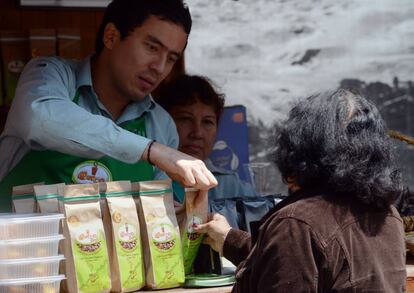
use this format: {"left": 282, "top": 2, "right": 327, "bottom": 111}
{"left": 0, "top": 56, "right": 178, "bottom": 181}
{"left": 205, "top": 159, "right": 257, "bottom": 200}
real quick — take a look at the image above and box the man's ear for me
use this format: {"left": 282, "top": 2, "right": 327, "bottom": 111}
{"left": 103, "top": 23, "right": 120, "bottom": 50}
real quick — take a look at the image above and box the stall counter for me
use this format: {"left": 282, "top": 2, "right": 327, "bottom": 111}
{"left": 161, "top": 286, "right": 233, "bottom": 293}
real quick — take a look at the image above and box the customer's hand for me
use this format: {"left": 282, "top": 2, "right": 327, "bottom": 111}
{"left": 194, "top": 213, "right": 232, "bottom": 255}
{"left": 143, "top": 142, "right": 218, "bottom": 190}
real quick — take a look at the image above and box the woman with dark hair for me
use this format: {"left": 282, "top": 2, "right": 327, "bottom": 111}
{"left": 156, "top": 74, "right": 256, "bottom": 201}
{"left": 195, "top": 90, "right": 406, "bottom": 292}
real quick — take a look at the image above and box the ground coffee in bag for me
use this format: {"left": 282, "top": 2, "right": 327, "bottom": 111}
{"left": 101, "top": 181, "right": 145, "bottom": 292}
{"left": 133, "top": 179, "right": 185, "bottom": 289}
{"left": 60, "top": 183, "right": 111, "bottom": 293}
{"left": 176, "top": 188, "right": 208, "bottom": 274}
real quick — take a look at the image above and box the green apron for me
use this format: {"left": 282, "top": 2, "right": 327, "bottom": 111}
{"left": 0, "top": 91, "right": 154, "bottom": 212}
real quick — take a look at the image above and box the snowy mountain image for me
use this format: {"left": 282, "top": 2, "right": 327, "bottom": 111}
{"left": 185, "top": 0, "right": 414, "bottom": 190}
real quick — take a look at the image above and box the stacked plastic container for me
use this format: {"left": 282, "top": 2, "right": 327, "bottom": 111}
{"left": 0, "top": 213, "right": 65, "bottom": 292}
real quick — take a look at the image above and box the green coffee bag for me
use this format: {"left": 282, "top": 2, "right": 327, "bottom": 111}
{"left": 133, "top": 179, "right": 185, "bottom": 289}
{"left": 60, "top": 183, "right": 111, "bottom": 293}
{"left": 101, "top": 181, "right": 145, "bottom": 292}
{"left": 176, "top": 188, "right": 208, "bottom": 274}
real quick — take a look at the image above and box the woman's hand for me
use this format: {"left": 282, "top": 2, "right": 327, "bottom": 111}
{"left": 194, "top": 213, "right": 232, "bottom": 255}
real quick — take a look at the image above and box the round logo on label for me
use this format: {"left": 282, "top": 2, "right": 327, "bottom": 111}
{"left": 118, "top": 223, "right": 137, "bottom": 251}
{"left": 151, "top": 224, "right": 176, "bottom": 251}
{"left": 187, "top": 216, "right": 202, "bottom": 233}
{"left": 72, "top": 161, "right": 112, "bottom": 184}
{"left": 187, "top": 216, "right": 203, "bottom": 241}
{"left": 75, "top": 226, "right": 102, "bottom": 253}
{"left": 118, "top": 223, "right": 136, "bottom": 242}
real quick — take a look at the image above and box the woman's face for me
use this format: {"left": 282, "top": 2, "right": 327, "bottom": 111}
{"left": 169, "top": 100, "right": 218, "bottom": 161}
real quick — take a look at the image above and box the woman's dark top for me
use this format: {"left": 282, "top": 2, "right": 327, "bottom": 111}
{"left": 223, "top": 192, "right": 406, "bottom": 293}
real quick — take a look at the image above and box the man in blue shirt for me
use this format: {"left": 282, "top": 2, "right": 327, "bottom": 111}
{"left": 0, "top": 0, "right": 217, "bottom": 211}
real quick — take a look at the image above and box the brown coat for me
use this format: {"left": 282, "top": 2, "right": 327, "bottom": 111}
{"left": 224, "top": 194, "right": 406, "bottom": 293}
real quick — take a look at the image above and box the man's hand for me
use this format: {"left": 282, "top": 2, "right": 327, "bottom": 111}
{"left": 143, "top": 141, "right": 218, "bottom": 190}
{"left": 194, "top": 213, "right": 232, "bottom": 255}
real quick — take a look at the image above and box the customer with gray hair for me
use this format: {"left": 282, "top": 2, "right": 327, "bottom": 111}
{"left": 195, "top": 89, "right": 406, "bottom": 292}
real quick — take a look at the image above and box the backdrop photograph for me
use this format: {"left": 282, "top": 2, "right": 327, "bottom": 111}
{"left": 185, "top": 0, "right": 414, "bottom": 192}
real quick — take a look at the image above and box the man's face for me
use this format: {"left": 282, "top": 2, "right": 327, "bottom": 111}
{"left": 169, "top": 100, "right": 218, "bottom": 161}
{"left": 107, "top": 15, "right": 188, "bottom": 101}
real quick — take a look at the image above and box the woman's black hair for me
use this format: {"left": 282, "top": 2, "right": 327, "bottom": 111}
{"left": 95, "top": 0, "right": 192, "bottom": 54}
{"left": 155, "top": 74, "right": 225, "bottom": 122}
{"left": 275, "top": 89, "right": 402, "bottom": 209}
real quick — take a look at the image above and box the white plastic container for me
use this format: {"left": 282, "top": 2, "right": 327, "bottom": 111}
{"left": 0, "top": 235, "right": 64, "bottom": 259}
{"left": 0, "top": 213, "right": 64, "bottom": 240}
{"left": 0, "top": 255, "right": 64, "bottom": 279}
{"left": 0, "top": 275, "right": 65, "bottom": 293}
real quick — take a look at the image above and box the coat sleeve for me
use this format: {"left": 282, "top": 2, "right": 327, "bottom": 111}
{"left": 251, "top": 217, "right": 323, "bottom": 293}
{"left": 223, "top": 228, "right": 252, "bottom": 266}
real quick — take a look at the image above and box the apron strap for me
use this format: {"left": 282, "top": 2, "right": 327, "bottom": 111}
{"left": 72, "top": 89, "right": 81, "bottom": 104}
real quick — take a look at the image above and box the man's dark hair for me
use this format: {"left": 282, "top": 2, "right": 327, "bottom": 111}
{"left": 156, "top": 74, "right": 225, "bottom": 122}
{"left": 275, "top": 89, "right": 402, "bottom": 209}
{"left": 95, "top": 0, "right": 192, "bottom": 54}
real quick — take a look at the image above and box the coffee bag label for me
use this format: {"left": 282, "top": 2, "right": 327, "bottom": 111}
{"left": 114, "top": 222, "right": 144, "bottom": 289}
{"left": 135, "top": 179, "right": 185, "bottom": 289}
{"left": 70, "top": 224, "right": 111, "bottom": 292}
{"left": 181, "top": 215, "right": 204, "bottom": 274}
{"left": 62, "top": 183, "right": 111, "bottom": 293}
{"left": 177, "top": 188, "right": 207, "bottom": 275}
{"left": 117, "top": 223, "right": 138, "bottom": 251}
{"left": 148, "top": 222, "right": 183, "bottom": 286}
{"left": 102, "top": 181, "right": 145, "bottom": 292}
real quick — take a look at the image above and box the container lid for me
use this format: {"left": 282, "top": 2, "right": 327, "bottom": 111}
{"left": 0, "top": 213, "right": 64, "bottom": 223}
{"left": 0, "top": 234, "right": 64, "bottom": 245}
{"left": 184, "top": 274, "right": 235, "bottom": 288}
{"left": 0, "top": 254, "right": 64, "bottom": 265}
{"left": 0, "top": 274, "right": 65, "bottom": 285}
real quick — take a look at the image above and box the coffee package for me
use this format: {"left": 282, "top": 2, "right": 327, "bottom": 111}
{"left": 12, "top": 182, "right": 43, "bottom": 213}
{"left": 133, "top": 179, "right": 185, "bottom": 289}
{"left": 34, "top": 183, "right": 65, "bottom": 213}
{"left": 101, "top": 181, "right": 145, "bottom": 292}
{"left": 57, "top": 28, "right": 81, "bottom": 59}
{"left": 59, "top": 183, "right": 111, "bottom": 293}
{"left": 176, "top": 188, "right": 208, "bottom": 275}
{"left": 29, "top": 28, "right": 56, "bottom": 58}
{"left": 0, "top": 30, "right": 29, "bottom": 106}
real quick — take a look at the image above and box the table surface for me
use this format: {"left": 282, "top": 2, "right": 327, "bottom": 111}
{"left": 159, "top": 286, "right": 233, "bottom": 293}
{"left": 122, "top": 253, "right": 414, "bottom": 292}
{"left": 163, "top": 255, "right": 414, "bottom": 293}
